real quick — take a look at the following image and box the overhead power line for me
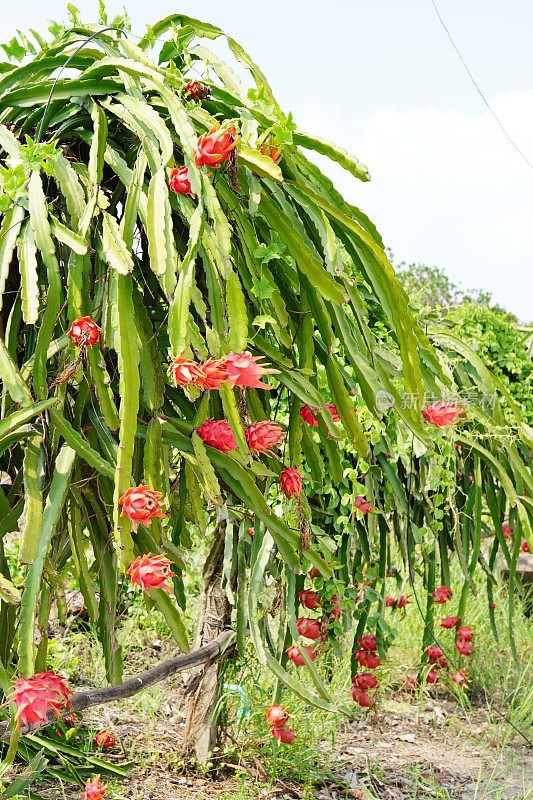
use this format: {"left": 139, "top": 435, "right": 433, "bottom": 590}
{"left": 427, "top": 0, "right": 533, "bottom": 172}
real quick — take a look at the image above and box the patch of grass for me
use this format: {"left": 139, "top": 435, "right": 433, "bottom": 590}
{"left": 36, "top": 557, "right": 531, "bottom": 800}
{"left": 468, "top": 763, "right": 533, "bottom": 800}
{"left": 381, "top": 570, "right": 532, "bottom": 747}
{"left": 348, "top": 759, "right": 458, "bottom": 799}
{"left": 211, "top": 568, "right": 531, "bottom": 800}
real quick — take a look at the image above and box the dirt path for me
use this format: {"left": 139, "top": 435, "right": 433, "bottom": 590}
{"left": 34, "top": 662, "right": 531, "bottom": 800}
{"left": 329, "top": 699, "right": 532, "bottom": 799}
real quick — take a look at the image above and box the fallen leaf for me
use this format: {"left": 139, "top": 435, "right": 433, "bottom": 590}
{"left": 398, "top": 733, "right": 417, "bottom": 743}
{"left": 344, "top": 746, "right": 365, "bottom": 756}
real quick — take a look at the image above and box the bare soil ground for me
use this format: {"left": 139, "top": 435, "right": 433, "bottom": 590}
{"left": 330, "top": 700, "right": 532, "bottom": 800}
{"left": 38, "top": 682, "right": 531, "bottom": 800}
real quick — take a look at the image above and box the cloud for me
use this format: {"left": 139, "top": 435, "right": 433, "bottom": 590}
{"left": 295, "top": 91, "right": 533, "bottom": 321}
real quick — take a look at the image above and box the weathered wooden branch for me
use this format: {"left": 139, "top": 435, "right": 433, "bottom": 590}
{"left": 0, "top": 629, "right": 234, "bottom": 741}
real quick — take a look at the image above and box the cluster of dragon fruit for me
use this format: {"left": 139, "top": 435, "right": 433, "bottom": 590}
{"left": 8, "top": 80, "right": 488, "bottom": 796}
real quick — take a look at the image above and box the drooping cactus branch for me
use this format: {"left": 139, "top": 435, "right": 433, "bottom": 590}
{"left": 0, "top": 630, "right": 234, "bottom": 741}
{"left": 0, "top": 10, "right": 531, "bottom": 767}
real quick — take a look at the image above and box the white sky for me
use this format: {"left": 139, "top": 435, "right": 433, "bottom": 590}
{"left": 3, "top": 0, "right": 532, "bottom": 320}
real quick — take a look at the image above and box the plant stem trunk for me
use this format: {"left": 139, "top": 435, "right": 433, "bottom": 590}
{"left": 182, "top": 521, "right": 231, "bottom": 762}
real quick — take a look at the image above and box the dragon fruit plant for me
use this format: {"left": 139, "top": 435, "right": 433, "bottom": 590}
{"left": 0, "top": 5, "right": 530, "bottom": 780}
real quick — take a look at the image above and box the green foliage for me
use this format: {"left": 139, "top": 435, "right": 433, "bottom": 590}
{"left": 0, "top": 9, "right": 530, "bottom": 789}
{"left": 397, "top": 261, "right": 493, "bottom": 310}
{"left": 397, "top": 261, "right": 533, "bottom": 420}
{"left": 445, "top": 304, "right": 533, "bottom": 423}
